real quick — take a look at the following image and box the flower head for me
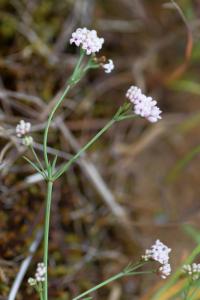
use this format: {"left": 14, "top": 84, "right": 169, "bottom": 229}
{"left": 126, "top": 86, "right": 162, "bottom": 123}
{"left": 22, "top": 136, "right": 33, "bottom": 146}
{"left": 70, "top": 28, "right": 104, "bottom": 55}
{"left": 16, "top": 120, "right": 31, "bottom": 137}
{"left": 35, "top": 262, "right": 46, "bottom": 282}
{"left": 142, "top": 240, "right": 171, "bottom": 265}
{"left": 159, "top": 263, "right": 171, "bottom": 279}
{"left": 103, "top": 59, "right": 114, "bottom": 74}
{"left": 126, "top": 86, "right": 143, "bottom": 104}
{"left": 142, "top": 240, "right": 171, "bottom": 279}
{"left": 183, "top": 263, "right": 200, "bottom": 281}
{"left": 28, "top": 277, "right": 37, "bottom": 286}
{"left": 28, "top": 262, "right": 46, "bottom": 289}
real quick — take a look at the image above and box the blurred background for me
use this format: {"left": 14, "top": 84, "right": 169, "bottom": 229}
{"left": 1, "top": 0, "right": 200, "bottom": 299}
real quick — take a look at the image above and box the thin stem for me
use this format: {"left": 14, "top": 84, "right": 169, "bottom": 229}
{"left": 43, "top": 51, "right": 85, "bottom": 173}
{"left": 39, "top": 288, "right": 44, "bottom": 300}
{"left": 117, "top": 114, "right": 137, "bottom": 121}
{"left": 184, "top": 279, "right": 192, "bottom": 300}
{"left": 43, "top": 84, "right": 71, "bottom": 171}
{"left": 43, "top": 180, "right": 53, "bottom": 300}
{"left": 127, "top": 270, "right": 155, "bottom": 276}
{"left": 54, "top": 118, "right": 116, "bottom": 180}
{"left": 70, "top": 50, "right": 85, "bottom": 82}
{"left": 30, "top": 144, "right": 46, "bottom": 174}
{"left": 35, "top": 284, "right": 44, "bottom": 300}
{"left": 72, "top": 269, "right": 151, "bottom": 300}
{"left": 72, "top": 272, "right": 124, "bottom": 300}
{"left": 190, "top": 282, "right": 200, "bottom": 300}
{"left": 124, "top": 261, "right": 147, "bottom": 273}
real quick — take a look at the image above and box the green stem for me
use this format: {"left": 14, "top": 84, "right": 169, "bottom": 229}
{"left": 70, "top": 50, "right": 85, "bottom": 83}
{"left": 43, "top": 84, "right": 71, "bottom": 171}
{"left": 117, "top": 114, "right": 137, "bottom": 121}
{"left": 124, "top": 261, "right": 146, "bottom": 273}
{"left": 72, "top": 267, "right": 150, "bottom": 300}
{"left": 39, "top": 289, "right": 44, "bottom": 300}
{"left": 127, "top": 270, "right": 155, "bottom": 276}
{"left": 30, "top": 144, "right": 46, "bottom": 174}
{"left": 43, "top": 180, "right": 53, "bottom": 300}
{"left": 184, "top": 278, "right": 193, "bottom": 300}
{"left": 72, "top": 272, "right": 124, "bottom": 300}
{"left": 35, "top": 284, "right": 44, "bottom": 300}
{"left": 190, "top": 283, "right": 200, "bottom": 300}
{"left": 54, "top": 118, "right": 116, "bottom": 180}
{"left": 43, "top": 50, "right": 85, "bottom": 173}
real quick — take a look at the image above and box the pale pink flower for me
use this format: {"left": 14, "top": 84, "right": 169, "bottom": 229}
{"left": 16, "top": 120, "right": 31, "bottom": 137}
{"left": 142, "top": 240, "right": 171, "bottom": 265}
{"left": 70, "top": 28, "right": 104, "bottom": 55}
{"left": 159, "top": 263, "right": 171, "bottom": 279}
{"left": 126, "top": 86, "right": 162, "bottom": 123}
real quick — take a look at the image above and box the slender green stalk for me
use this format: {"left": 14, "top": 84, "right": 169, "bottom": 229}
{"left": 190, "top": 283, "right": 200, "bottom": 300}
{"left": 30, "top": 144, "right": 46, "bottom": 174}
{"left": 36, "top": 284, "right": 44, "bottom": 300}
{"left": 117, "top": 114, "right": 137, "bottom": 121}
{"left": 41, "top": 50, "right": 87, "bottom": 300}
{"left": 39, "top": 289, "right": 44, "bottom": 300}
{"left": 72, "top": 272, "right": 124, "bottom": 300}
{"left": 124, "top": 261, "right": 147, "bottom": 272}
{"left": 127, "top": 270, "right": 155, "bottom": 276}
{"left": 43, "top": 51, "right": 85, "bottom": 172}
{"left": 53, "top": 111, "right": 136, "bottom": 180}
{"left": 43, "top": 84, "right": 71, "bottom": 171}
{"left": 53, "top": 118, "right": 116, "bottom": 180}
{"left": 70, "top": 50, "right": 85, "bottom": 83}
{"left": 43, "top": 180, "right": 53, "bottom": 300}
{"left": 72, "top": 267, "right": 152, "bottom": 300}
{"left": 184, "top": 280, "right": 192, "bottom": 300}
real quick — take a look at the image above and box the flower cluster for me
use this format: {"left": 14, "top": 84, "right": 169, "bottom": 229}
{"left": 28, "top": 262, "right": 46, "bottom": 287}
{"left": 159, "top": 263, "right": 171, "bottom": 279}
{"left": 22, "top": 136, "right": 33, "bottom": 146}
{"left": 126, "top": 86, "right": 162, "bottom": 123}
{"left": 16, "top": 120, "right": 31, "bottom": 137}
{"left": 103, "top": 59, "right": 114, "bottom": 74}
{"left": 35, "top": 262, "right": 46, "bottom": 282}
{"left": 70, "top": 28, "right": 104, "bottom": 55}
{"left": 183, "top": 263, "right": 200, "bottom": 280}
{"left": 16, "top": 120, "right": 33, "bottom": 146}
{"left": 142, "top": 240, "right": 171, "bottom": 279}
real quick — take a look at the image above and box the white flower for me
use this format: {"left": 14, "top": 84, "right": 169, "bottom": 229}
{"left": 22, "top": 136, "right": 33, "bottom": 146}
{"left": 28, "top": 277, "right": 36, "bottom": 286}
{"left": 126, "top": 86, "right": 162, "bottom": 123}
{"left": 103, "top": 59, "right": 114, "bottom": 74}
{"left": 142, "top": 240, "right": 171, "bottom": 280}
{"left": 142, "top": 240, "right": 171, "bottom": 265}
{"left": 35, "top": 262, "right": 46, "bottom": 282}
{"left": 147, "top": 106, "right": 162, "bottom": 123}
{"left": 159, "top": 263, "right": 171, "bottom": 279}
{"left": 126, "top": 86, "right": 143, "bottom": 104}
{"left": 134, "top": 96, "right": 156, "bottom": 118}
{"left": 16, "top": 120, "right": 31, "bottom": 137}
{"left": 70, "top": 28, "right": 104, "bottom": 55}
{"left": 183, "top": 263, "right": 200, "bottom": 280}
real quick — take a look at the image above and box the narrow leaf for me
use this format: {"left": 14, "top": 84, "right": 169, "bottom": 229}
{"left": 23, "top": 156, "right": 45, "bottom": 177}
